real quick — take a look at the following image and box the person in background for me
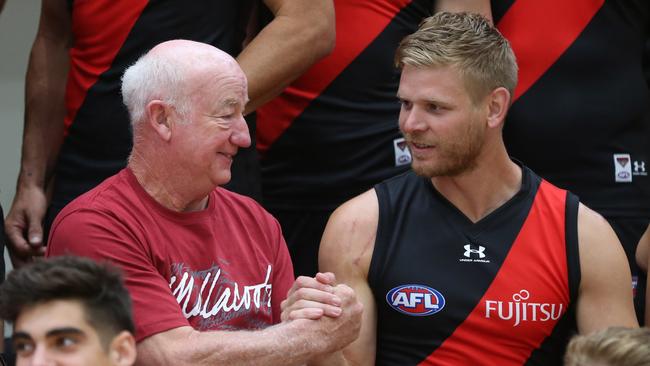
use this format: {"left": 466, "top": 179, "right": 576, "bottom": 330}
{"left": 257, "top": 0, "right": 492, "bottom": 277}
{"left": 0, "top": 256, "right": 137, "bottom": 366}
{"left": 5, "top": 0, "right": 335, "bottom": 267}
{"left": 491, "top": 0, "right": 650, "bottom": 323}
{"left": 564, "top": 327, "right": 650, "bottom": 366}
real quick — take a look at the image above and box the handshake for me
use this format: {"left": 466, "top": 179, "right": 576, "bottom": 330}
{"left": 281, "top": 273, "right": 364, "bottom": 365}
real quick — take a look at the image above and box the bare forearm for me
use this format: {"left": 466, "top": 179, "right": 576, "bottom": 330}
{"left": 309, "top": 351, "right": 349, "bottom": 366}
{"left": 137, "top": 321, "right": 330, "bottom": 366}
{"left": 237, "top": 0, "right": 334, "bottom": 114}
{"left": 20, "top": 34, "right": 69, "bottom": 189}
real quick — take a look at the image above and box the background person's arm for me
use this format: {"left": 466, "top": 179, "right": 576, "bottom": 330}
{"left": 575, "top": 204, "right": 639, "bottom": 333}
{"left": 237, "top": 0, "right": 335, "bottom": 115}
{"left": 5, "top": 0, "right": 70, "bottom": 266}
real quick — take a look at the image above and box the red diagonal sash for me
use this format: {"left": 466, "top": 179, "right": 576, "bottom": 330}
{"left": 64, "top": 0, "right": 148, "bottom": 134}
{"left": 418, "top": 181, "right": 569, "bottom": 365}
{"left": 497, "top": 0, "right": 605, "bottom": 102}
{"left": 255, "top": 0, "right": 412, "bottom": 153}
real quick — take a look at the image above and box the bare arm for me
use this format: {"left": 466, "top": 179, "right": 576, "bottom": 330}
{"left": 136, "top": 308, "right": 359, "bottom": 366}
{"left": 575, "top": 204, "right": 638, "bottom": 333}
{"left": 5, "top": 0, "right": 70, "bottom": 266}
{"left": 435, "top": 0, "right": 492, "bottom": 21}
{"left": 237, "top": 0, "right": 335, "bottom": 114}
{"left": 310, "top": 190, "right": 380, "bottom": 366}
{"left": 635, "top": 224, "right": 650, "bottom": 325}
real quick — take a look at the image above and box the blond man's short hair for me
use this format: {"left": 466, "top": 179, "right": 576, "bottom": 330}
{"left": 395, "top": 12, "right": 517, "bottom": 103}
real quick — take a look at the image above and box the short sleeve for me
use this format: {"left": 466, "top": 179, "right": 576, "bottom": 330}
{"left": 47, "top": 209, "right": 189, "bottom": 341}
{"left": 269, "top": 217, "right": 295, "bottom": 323}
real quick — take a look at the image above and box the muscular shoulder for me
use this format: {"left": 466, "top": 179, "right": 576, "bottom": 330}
{"left": 319, "top": 189, "right": 379, "bottom": 279}
{"left": 576, "top": 203, "right": 638, "bottom": 331}
{"left": 577, "top": 202, "right": 628, "bottom": 299}
{"left": 577, "top": 203, "right": 622, "bottom": 258}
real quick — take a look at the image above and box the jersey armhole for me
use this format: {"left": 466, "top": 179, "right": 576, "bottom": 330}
{"left": 368, "top": 185, "right": 389, "bottom": 288}
{"left": 565, "top": 191, "right": 581, "bottom": 303}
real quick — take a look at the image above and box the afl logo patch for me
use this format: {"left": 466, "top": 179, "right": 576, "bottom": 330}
{"left": 386, "top": 284, "right": 445, "bottom": 316}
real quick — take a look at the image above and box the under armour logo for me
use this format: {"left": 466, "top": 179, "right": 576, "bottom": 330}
{"left": 634, "top": 161, "right": 646, "bottom": 173}
{"left": 464, "top": 244, "right": 486, "bottom": 259}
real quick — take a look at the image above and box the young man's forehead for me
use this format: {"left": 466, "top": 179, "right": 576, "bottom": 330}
{"left": 13, "top": 326, "right": 86, "bottom": 340}
{"left": 16, "top": 300, "right": 92, "bottom": 329}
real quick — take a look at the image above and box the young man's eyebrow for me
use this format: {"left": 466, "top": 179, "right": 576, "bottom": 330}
{"left": 12, "top": 331, "right": 33, "bottom": 342}
{"left": 46, "top": 327, "right": 85, "bottom": 338}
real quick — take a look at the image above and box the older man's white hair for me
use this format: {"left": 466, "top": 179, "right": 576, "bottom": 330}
{"left": 121, "top": 48, "right": 191, "bottom": 127}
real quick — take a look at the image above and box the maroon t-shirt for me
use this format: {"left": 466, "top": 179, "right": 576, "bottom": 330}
{"left": 47, "top": 168, "right": 294, "bottom": 341}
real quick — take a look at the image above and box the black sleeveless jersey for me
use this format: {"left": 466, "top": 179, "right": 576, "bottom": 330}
{"left": 257, "top": 0, "right": 434, "bottom": 211}
{"left": 52, "top": 0, "right": 253, "bottom": 210}
{"left": 493, "top": 0, "right": 650, "bottom": 217}
{"left": 369, "top": 167, "right": 580, "bottom": 365}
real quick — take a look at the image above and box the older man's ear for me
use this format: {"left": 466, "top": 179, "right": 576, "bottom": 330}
{"left": 146, "top": 100, "right": 173, "bottom": 142}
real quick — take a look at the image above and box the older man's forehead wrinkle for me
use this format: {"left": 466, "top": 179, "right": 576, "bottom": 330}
{"left": 222, "top": 98, "right": 238, "bottom": 106}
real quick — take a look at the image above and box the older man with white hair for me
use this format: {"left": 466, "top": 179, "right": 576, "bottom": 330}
{"left": 46, "top": 39, "right": 362, "bottom": 366}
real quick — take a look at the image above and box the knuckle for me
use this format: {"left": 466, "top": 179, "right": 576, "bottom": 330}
{"left": 294, "top": 299, "right": 308, "bottom": 308}
{"left": 355, "top": 302, "right": 364, "bottom": 315}
{"left": 338, "top": 284, "right": 355, "bottom": 297}
{"left": 295, "top": 287, "right": 310, "bottom": 298}
{"left": 295, "top": 276, "right": 311, "bottom": 286}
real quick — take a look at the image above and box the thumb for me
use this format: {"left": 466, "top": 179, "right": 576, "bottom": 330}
{"left": 315, "top": 272, "right": 337, "bottom": 286}
{"left": 27, "top": 221, "right": 44, "bottom": 248}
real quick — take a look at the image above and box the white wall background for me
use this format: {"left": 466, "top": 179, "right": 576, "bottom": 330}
{"left": 0, "top": 1, "right": 38, "bottom": 211}
{"left": 1, "top": 0, "right": 41, "bottom": 339}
